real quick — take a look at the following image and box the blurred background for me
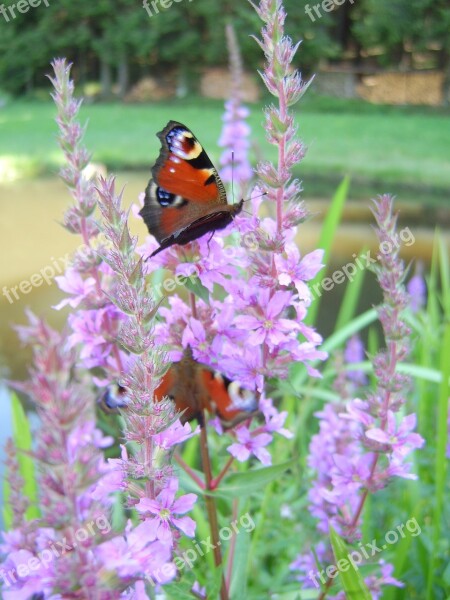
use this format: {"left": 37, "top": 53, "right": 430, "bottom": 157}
{"left": 0, "top": 0, "right": 449, "bottom": 386}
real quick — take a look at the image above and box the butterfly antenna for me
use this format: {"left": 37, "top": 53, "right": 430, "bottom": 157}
{"left": 206, "top": 230, "right": 215, "bottom": 254}
{"left": 239, "top": 191, "right": 267, "bottom": 218}
{"left": 242, "top": 190, "right": 268, "bottom": 208}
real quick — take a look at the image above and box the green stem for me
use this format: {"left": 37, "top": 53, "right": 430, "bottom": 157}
{"left": 199, "top": 419, "right": 228, "bottom": 600}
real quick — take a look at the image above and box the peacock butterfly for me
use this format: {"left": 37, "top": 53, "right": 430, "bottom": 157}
{"left": 100, "top": 348, "right": 258, "bottom": 429}
{"left": 139, "top": 121, "right": 244, "bottom": 256}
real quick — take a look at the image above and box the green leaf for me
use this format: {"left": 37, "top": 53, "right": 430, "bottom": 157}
{"left": 163, "top": 579, "right": 200, "bottom": 600}
{"left": 178, "top": 466, "right": 205, "bottom": 496}
{"left": 334, "top": 249, "right": 367, "bottom": 330}
{"left": 110, "top": 492, "right": 127, "bottom": 532}
{"left": 438, "top": 232, "right": 450, "bottom": 317}
{"left": 185, "top": 503, "right": 214, "bottom": 570}
{"left": 426, "top": 321, "right": 450, "bottom": 599}
{"left": 306, "top": 176, "right": 350, "bottom": 326}
{"left": 396, "top": 362, "right": 449, "bottom": 384}
{"left": 207, "top": 563, "right": 225, "bottom": 600}
{"left": 179, "top": 460, "right": 295, "bottom": 499}
{"left": 219, "top": 460, "right": 295, "bottom": 498}
{"left": 10, "top": 393, "right": 40, "bottom": 522}
{"left": 290, "top": 309, "right": 378, "bottom": 389}
{"left": 184, "top": 276, "right": 210, "bottom": 305}
{"left": 229, "top": 522, "right": 251, "bottom": 600}
{"left": 329, "top": 526, "right": 372, "bottom": 600}
{"left": 321, "top": 309, "right": 378, "bottom": 355}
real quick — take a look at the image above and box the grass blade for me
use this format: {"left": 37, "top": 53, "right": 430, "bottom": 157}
{"left": 334, "top": 249, "right": 367, "bottom": 330}
{"left": 329, "top": 526, "right": 372, "bottom": 600}
{"left": 10, "top": 393, "right": 40, "bottom": 522}
{"left": 306, "top": 176, "right": 350, "bottom": 326}
{"left": 425, "top": 322, "right": 450, "bottom": 598}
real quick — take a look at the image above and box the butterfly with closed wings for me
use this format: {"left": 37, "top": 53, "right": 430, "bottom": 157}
{"left": 139, "top": 121, "right": 244, "bottom": 256}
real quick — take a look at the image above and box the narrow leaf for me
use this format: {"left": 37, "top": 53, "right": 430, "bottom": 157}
{"left": 334, "top": 249, "right": 367, "bottom": 330}
{"left": 426, "top": 322, "right": 450, "bottom": 598}
{"left": 184, "top": 277, "right": 210, "bottom": 305}
{"left": 329, "top": 526, "right": 372, "bottom": 599}
{"left": 229, "top": 523, "right": 251, "bottom": 599}
{"left": 10, "top": 393, "right": 40, "bottom": 521}
{"left": 219, "top": 460, "right": 295, "bottom": 497}
{"left": 306, "top": 176, "right": 350, "bottom": 326}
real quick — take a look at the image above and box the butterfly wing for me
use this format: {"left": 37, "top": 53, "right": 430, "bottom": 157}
{"left": 153, "top": 121, "right": 227, "bottom": 203}
{"left": 155, "top": 351, "right": 205, "bottom": 424}
{"left": 155, "top": 349, "right": 258, "bottom": 428}
{"left": 200, "top": 370, "right": 258, "bottom": 428}
{"left": 100, "top": 351, "right": 258, "bottom": 429}
{"left": 98, "top": 384, "right": 129, "bottom": 413}
{"left": 139, "top": 121, "right": 243, "bottom": 254}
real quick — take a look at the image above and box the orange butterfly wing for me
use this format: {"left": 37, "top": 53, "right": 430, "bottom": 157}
{"left": 154, "top": 121, "right": 226, "bottom": 203}
{"left": 155, "top": 350, "right": 257, "bottom": 427}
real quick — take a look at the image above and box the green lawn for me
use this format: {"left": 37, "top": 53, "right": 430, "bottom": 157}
{"left": 1, "top": 96, "right": 449, "bottom": 200}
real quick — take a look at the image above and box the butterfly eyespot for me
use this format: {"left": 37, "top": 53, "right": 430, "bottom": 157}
{"left": 99, "top": 383, "right": 129, "bottom": 413}
{"left": 228, "top": 382, "right": 258, "bottom": 412}
{"left": 173, "top": 139, "right": 202, "bottom": 160}
{"left": 156, "top": 187, "right": 186, "bottom": 208}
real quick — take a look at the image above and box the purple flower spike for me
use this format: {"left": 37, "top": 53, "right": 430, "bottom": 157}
{"left": 407, "top": 263, "right": 426, "bottom": 313}
{"left": 295, "top": 195, "right": 424, "bottom": 595}
{"left": 219, "top": 23, "right": 253, "bottom": 196}
{"left": 344, "top": 335, "right": 368, "bottom": 386}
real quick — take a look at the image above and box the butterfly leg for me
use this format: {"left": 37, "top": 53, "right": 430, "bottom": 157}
{"left": 206, "top": 230, "right": 215, "bottom": 253}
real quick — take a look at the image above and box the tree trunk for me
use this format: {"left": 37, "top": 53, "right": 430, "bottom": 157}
{"left": 117, "top": 50, "right": 129, "bottom": 98}
{"left": 100, "top": 57, "right": 113, "bottom": 99}
{"left": 440, "top": 50, "right": 450, "bottom": 106}
{"left": 78, "top": 50, "right": 88, "bottom": 88}
{"left": 25, "top": 71, "right": 34, "bottom": 95}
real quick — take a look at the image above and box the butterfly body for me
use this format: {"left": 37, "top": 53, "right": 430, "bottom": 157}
{"left": 156, "top": 348, "right": 257, "bottom": 427}
{"left": 100, "top": 348, "right": 257, "bottom": 428}
{"left": 139, "top": 121, "right": 243, "bottom": 256}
